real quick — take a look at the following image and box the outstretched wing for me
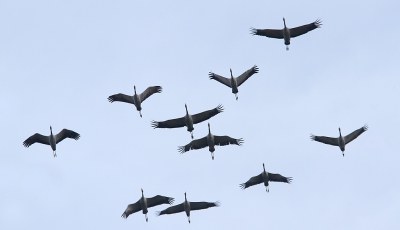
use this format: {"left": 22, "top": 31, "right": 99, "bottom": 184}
{"left": 178, "top": 136, "right": 208, "bottom": 153}
{"left": 250, "top": 27, "right": 283, "bottom": 39}
{"left": 190, "top": 201, "right": 220, "bottom": 211}
{"left": 345, "top": 125, "right": 368, "bottom": 145}
{"left": 121, "top": 200, "right": 141, "bottom": 219}
{"left": 55, "top": 129, "right": 80, "bottom": 144}
{"left": 213, "top": 135, "right": 243, "bottom": 146}
{"left": 23, "top": 133, "right": 50, "bottom": 147}
{"left": 192, "top": 104, "right": 224, "bottom": 124}
{"left": 289, "top": 19, "right": 322, "bottom": 38}
{"left": 151, "top": 117, "right": 186, "bottom": 129}
{"left": 147, "top": 195, "right": 174, "bottom": 208}
{"left": 156, "top": 203, "right": 184, "bottom": 216}
{"left": 107, "top": 93, "right": 135, "bottom": 104}
{"left": 236, "top": 65, "right": 259, "bottom": 86}
{"left": 139, "top": 86, "right": 162, "bottom": 102}
{"left": 268, "top": 173, "right": 292, "bottom": 183}
{"left": 209, "top": 72, "right": 231, "bottom": 88}
{"left": 240, "top": 173, "right": 263, "bottom": 189}
{"left": 310, "top": 134, "right": 338, "bottom": 146}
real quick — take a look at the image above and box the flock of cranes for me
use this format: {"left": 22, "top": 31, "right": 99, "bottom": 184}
{"left": 21, "top": 17, "right": 369, "bottom": 224}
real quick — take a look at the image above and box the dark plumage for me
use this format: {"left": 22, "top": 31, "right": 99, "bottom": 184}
{"left": 151, "top": 104, "right": 224, "bottom": 139}
{"left": 251, "top": 18, "right": 322, "bottom": 50}
{"left": 209, "top": 65, "right": 259, "bottom": 100}
{"left": 108, "top": 85, "right": 162, "bottom": 117}
{"left": 310, "top": 124, "right": 368, "bottom": 156}
{"left": 23, "top": 126, "right": 80, "bottom": 157}
{"left": 156, "top": 192, "right": 219, "bottom": 223}
{"left": 121, "top": 188, "right": 174, "bottom": 222}
{"left": 178, "top": 123, "right": 243, "bottom": 160}
{"left": 240, "top": 163, "right": 292, "bottom": 192}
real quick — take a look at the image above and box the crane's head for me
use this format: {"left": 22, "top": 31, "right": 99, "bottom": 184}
{"left": 263, "top": 163, "right": 265, "bottom": 170}
{"left": 184, "top": 192, "right": 187, "bottom": 198}
{"left": 283, "top": 17, "right": 286, "bottom": 26}
{"left": 141, "top": 188, "right": 144, "bottom": 194}
{"left": 50, "top": 126, "right": 53, "bottom": 132}
{"left": 134, "top": 85, "right": 136, "bottom": 92}
{"left": 338, "top": 127, "right": 342, "bottom": 135}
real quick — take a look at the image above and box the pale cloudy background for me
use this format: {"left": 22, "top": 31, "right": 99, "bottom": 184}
{"left": 1, "top": 0, "right": 399, "bottom": 229}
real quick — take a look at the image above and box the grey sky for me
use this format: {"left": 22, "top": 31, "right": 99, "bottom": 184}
{"left": 1, "top": 0, "right": 399, "bottom": 229}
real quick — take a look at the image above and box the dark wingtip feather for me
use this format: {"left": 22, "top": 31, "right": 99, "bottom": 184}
{"left": 156, "top": 86, "right": 163, "bottom": 93}
{"left": 121, "top": 212, "right": 128, "bottom": 219}
{"left": 177, "top": 146, "right": 186, "bottom": 154}
{"left": 107, "top": 96, "right": 114, "bottom": 103}
{"left": 151, "top": 120, "right": 159, "bottom": 129}
{"left": 236, "top": 138, "right": 244, "bottom": 146}
{"left": 168, "top": 197, "right": 175, "bottom": 205}
{"left": 286, "top": 177, "right": 293, "bottom": 184}
{"left": 314, "top": 18, "right": 322, "bottom": 28}
{"left": 213, "top": 201, "right": 221, "bottom": 207}
{"left": 249, "top": 27, "right": 257, "bottom": 35}
{"left": 73, "top": 133, "right": 81, "bottom": 141}
{"left": 216, "top": 104, "right": 224, "bottom": 113}
{"left": 239, "top": 183, "right": 247, "bottom": 190}
{"left": 310, "top": 134, "right": 316, "bottom": 141}
{"left": 208, "top": 72, "right": 215, "bottom": 80}
{"left": 363, "top": 124, "right": 368, "bottom": 131}
{"left": 253, "top": 65, "right": 259, "bottom": 73}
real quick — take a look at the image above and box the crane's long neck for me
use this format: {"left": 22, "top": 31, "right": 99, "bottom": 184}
{"left": 339, "top": 128, "right": 342, "bottom": 137}
{"left": 208, "top": 123, "right": 211, "bottom": 134}
{"left": 50, "top": 126, "right": 53, "bottom": 137}
{"left": 185, "top": 104, "right": 188, "bottom": 115}
{"left": 134, "top": 86, "right": 137, "bottom": 95}
{"left": 283, "top": 18, "right": 287, "bottom": 28}
{"left": 230, "top": 69, "right": 233, "bottom": 79}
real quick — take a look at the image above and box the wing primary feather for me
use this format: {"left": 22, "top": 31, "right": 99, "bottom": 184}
{"left": 177, "top": 146, "right": 185, "bottom": 154}
{"left": 151, "top": 120, "right": 159, "bottom": 129}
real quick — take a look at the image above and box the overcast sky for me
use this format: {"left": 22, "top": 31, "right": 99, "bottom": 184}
{"left": 1, "top": 0, "right": 399, "bottom": 229}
